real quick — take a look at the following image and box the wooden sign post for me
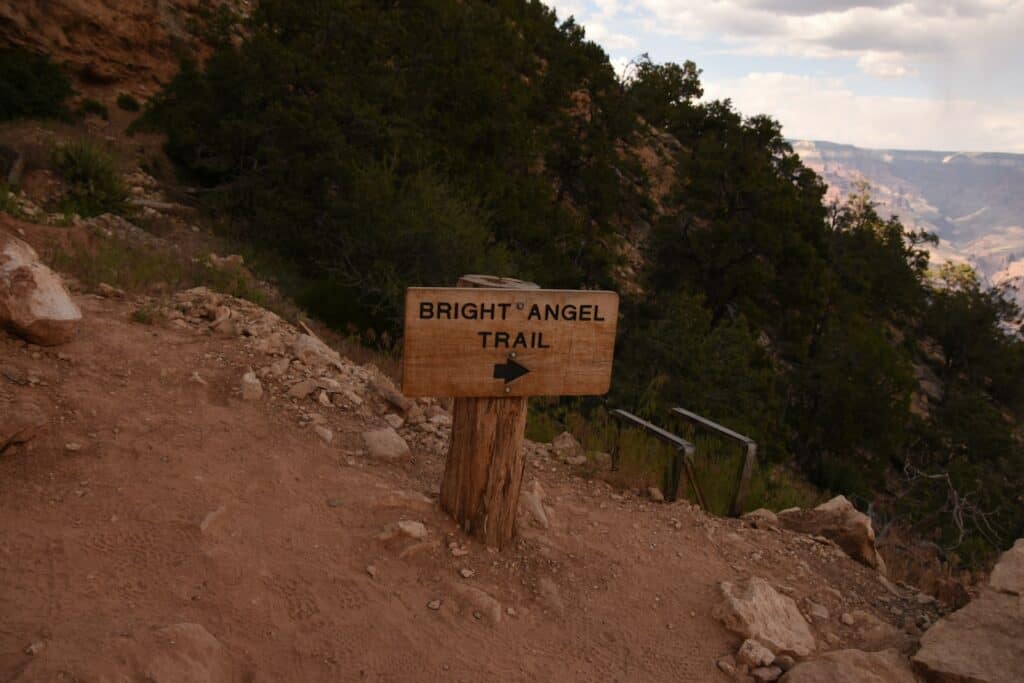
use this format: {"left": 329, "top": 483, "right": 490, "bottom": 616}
{"left": 402, "top": 275, "right": 619, "bottom": 548}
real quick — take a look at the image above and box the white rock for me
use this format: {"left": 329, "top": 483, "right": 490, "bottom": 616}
{"left": 384, "top": 413, "right": 405, "bottom": 429}
{"left": 648, "top": 486, "right": 665, "bottom": 503}
{"left": 363, "top": 428, "right": 410, "bottom": 461}
{"left": 288, "top": 379, "right": 319, "bottom": 399}
{"left": 518, "top": 479, "right": 549, "bottom": 529}
{"left": 714, "top": 577, "right": 816, "bottom": 658}
{"left": 291, "top": 333, "right": 343, "bottom": 370}
{"left": 0, "top": 231, "right": 82, "bottom": 345}
{"left": 397, "top": 520, "right": 427, "bottom": 539}
{"left": 240, "top": 369, "right": 263, "bottom": 400}
{"left": 738, "top": 639, "right": 776, "bottom": 668}
{"left": 989, "top": 538, "right": 1024, "bottom": 596}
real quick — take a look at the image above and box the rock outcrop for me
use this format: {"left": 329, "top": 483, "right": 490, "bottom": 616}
{"left": 912, "top": 537, "right": 1024, "bottom": 683}
{"left": 0, "top": 231, "right": 81, "bottom": 345}
{"left": 778, "top": 496, "right": 885, "bottom": 572}
{"left": 715, "top": 577, "right": 816, "bottom": 658}
{"left": 781, "top": 649, "right": 917, "bottom": 683}
{"left": 0, "top": 1, "right": 211, "bottom": 93}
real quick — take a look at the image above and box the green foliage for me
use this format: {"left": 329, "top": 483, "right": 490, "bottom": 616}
{"left": 116, "top": 93, "right": 141, "bottom": 112}
{"left": 46, "top": 233, "right": 265, "bottom": 304}
{"left": 50, "top": 140, "right": 128, "bottom": 217}
{"left": 144, "top": 0, "right": 637, "bottom": 323}
{"left": 0, "top": 49, "right": 73, "bottom": 121}
{"left": 142, "top": 0, "right": 1023, "bottom": 565}
{"left": 77, "top": 98, "right": 109, "bottom": 120}
{"left": 0, "top": 184, "right": 22, "bottom": 217}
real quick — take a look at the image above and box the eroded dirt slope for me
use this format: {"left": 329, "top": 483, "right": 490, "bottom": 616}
{"left": 0, "top": 225, "right": 942, "bottom": 680}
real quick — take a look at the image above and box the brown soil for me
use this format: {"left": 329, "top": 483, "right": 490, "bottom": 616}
{"left": 0, "top": 273, "right": 943, "bottom": 681}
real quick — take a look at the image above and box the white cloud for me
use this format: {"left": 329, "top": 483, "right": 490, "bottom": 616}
{"left": 857, "top": 52, "right": 917, "bottom": 79}
{"left": 704, "top": 72, "right": 1024, "bottom": 152}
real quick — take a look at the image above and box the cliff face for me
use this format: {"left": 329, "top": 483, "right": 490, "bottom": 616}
{"left": 0, "top": 0, "right": 208, "bottom": 94}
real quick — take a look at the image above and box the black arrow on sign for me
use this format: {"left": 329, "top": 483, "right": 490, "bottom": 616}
{"left": 493, "top": 358, "right": 530, "bottom": 384}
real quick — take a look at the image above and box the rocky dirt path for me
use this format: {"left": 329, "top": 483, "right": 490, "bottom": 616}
{"left": 1, "top": 282, "right": 947, "bottom": 681}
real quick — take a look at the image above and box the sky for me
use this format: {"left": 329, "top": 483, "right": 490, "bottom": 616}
{"left": 547, "top": 0, "right": 1024, "bottom": 152}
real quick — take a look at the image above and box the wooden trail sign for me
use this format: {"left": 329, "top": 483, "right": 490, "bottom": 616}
{"left": 403, "top": 275, "right": 619, "bottom": 549}
{"left": 402, "top": 286, "right": 619, "bottom": 398}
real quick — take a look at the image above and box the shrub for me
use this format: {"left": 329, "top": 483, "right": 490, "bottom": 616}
{"left": 116, "top": 93, "right": 141, "bottom": 112}
{"left": 77, "top": 98, "right": 109, "bottom": 120}
{"left": 51, "top": 140, "right": 127, "bottom": 217}
{"left": 0, "top": 49, "right": 73, "bottom": 121}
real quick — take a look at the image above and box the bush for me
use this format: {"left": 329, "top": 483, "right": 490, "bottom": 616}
{"left": 116, "top": 93, "right": 141, "bottom": 112}
{"left": 77, "top": 98, "right": 109, "bottom": 120}
{"left": 0, "top": 49, "right": 73, "bottom": 121}
{"left": 51, "top": 140, "right": 127, "bottom": 217}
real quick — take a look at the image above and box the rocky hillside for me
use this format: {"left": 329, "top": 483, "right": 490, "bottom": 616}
{"left": 793, "top": 140, "right": 1024, "bottom": 307}
{"left": 2, "top": 209, "right": 1021, "bottom": 681}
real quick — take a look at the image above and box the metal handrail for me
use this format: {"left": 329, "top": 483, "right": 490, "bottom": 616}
{"left": 670, "top": 407, "right": 758, "bottom": 516}
{"left": 609, "top": 409, "right": 708, "bottom": 510}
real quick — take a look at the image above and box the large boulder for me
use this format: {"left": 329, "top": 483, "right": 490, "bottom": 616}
{"left": 781, "top": 649, "right": 917, "bottom": 683}
{"left": 989, "top": 538, "right": 1023, "bottom": 596}
{"left": 912, "top": 537, "right": 1024, "bottom": 682}
{"left": 778, "top": 496, "right": 885, "bottom": 571}
{"left": 714, "top": 577, "right": 816, "bottom": 658}
{"left": 0, "top": 231, "right": 82, "bottom": 345}
{"left": 912, "top": 589, "right": 1024, "bottom": 683}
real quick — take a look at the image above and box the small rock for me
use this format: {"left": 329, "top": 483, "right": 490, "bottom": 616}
{"left": 24, "top": 641, "right": 44, "bottom": 656}
{"left": 397, "top": 520, "right": 427, "bottom": 540}
{"left": 317, "top": 390, "right": 333, "bottom": 407}
{"left": 97, "top": 282, "right": 125, "bottom": 298}
{"left": 459, "top": 568, "right": 475, "bottom": 579}
{"left": 773, "top": 654, "right": 795, "bottom": 671}
{"left": 751, "top": 665, "right": 783, "bottom": 682}
{"left": 371, "top": 380, "right": 413, "bottom": 413}
{"left": 563, "top": 453, "right": 587, "bottom": 466}
{"left": 717, "top": 656, "right": 737, "bottom": 676}
{"left": 840, "top": 612, "right": 855, "bottom": 626}
{"left": 384, "top": 413, "right": 405, "bottom": 429}
{"left": 807, "top": 600, "right": 830, "bottom": 622}
{"left": 743, "top": 508, "right": 780, "bottom": 529}
{"left": 737, "top": 639, "right": 775, "bottom": 668}
{"left": 64, "top": 442, "right": 83, "bottom": 452}
{"left": 241, "top": 369, "right": 263, "bottom": 400}
{"left": 288, "top": 378, "right": 319, "bottom": 399}
{"left": 427, "top": 599, "right": 442, "bottom": 611}
{"left": 315, "top": 426, "right": 333, "bottom": 443}
{"left": 648, "top": 486, "right": 665, "bottom": 503}
{"left": 363, "top": 428, "right": 410, "bottom": 461}
{"left": 366, "top": 565, "right": 378, "bottom": 579}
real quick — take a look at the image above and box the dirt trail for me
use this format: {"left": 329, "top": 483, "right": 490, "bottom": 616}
{"left": 1, "top": 285, "right": 931, "bottom": 681}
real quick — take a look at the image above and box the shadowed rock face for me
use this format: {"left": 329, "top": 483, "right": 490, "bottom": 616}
{"left": 912, "top": 538, "right": 1024, "bottom": 683}
{"left": 0, "top": 230, "right": 81, "bottom": 345}
{"left": 0, "top": 0, "right": 205, "bottom": 93}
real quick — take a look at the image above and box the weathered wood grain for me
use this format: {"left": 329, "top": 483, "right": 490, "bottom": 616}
{"left": 439, "top": 393, "right": 528, "bottom": 548}
{"left": 402, "top": 287, "right": 619, "bottom": 398}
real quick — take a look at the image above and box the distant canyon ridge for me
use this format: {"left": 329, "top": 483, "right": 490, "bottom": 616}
{"left": 793, "top": 140, "right": 1024, "bottom": 308}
